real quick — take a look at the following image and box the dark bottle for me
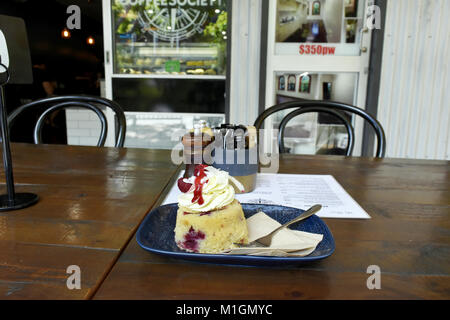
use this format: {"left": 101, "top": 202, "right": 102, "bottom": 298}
{"left": 182, "top": 122, "right": 214, "bottom": 178}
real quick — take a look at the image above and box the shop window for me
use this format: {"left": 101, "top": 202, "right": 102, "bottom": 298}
{"left": 112, "top": 78, "right": 225, "bottom": 113}
{"left": 287, "top": 75, "right": 296, "bottom": 91}
{"left": 299, "top": 74, "right": 311, "bottom": 93}
{"left": 111, "top": 1, "right": 228, "bottom": 76}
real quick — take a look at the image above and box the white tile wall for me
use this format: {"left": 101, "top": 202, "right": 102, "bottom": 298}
{"left": 65, "top": 108, "right": 103, "bottom": 146}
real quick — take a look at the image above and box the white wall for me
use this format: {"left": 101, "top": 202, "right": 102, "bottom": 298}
{"left": 229, "top": 0, "right": 263, "bottom": 126}
{"left": 377, "top": 0, "right": 449, "bottom": 160}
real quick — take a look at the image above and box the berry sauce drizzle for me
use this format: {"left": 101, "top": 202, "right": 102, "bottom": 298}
{"left": 191, "top": 164, "right": 208, "bottom": 205}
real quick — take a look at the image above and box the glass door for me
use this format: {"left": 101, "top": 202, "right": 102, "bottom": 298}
{"left": 102, "top": 0, "right": 228, "bottom": 148}
{"left": 265, "top": 0, "right": 372, "bottom": 156}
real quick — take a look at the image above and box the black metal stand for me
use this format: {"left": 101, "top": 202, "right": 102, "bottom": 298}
{"left": 0, "top": 63, "right": 38, "bottom": 212}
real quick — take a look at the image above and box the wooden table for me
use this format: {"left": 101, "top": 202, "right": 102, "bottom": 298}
{"left": 1, "top": 145, "right": 449, "bottom": 300}
{"left": 94, "top": 154, "right": 450, "bottom": 300}
{"left": 0, "top": 143, "right": 179, "bottom": 299}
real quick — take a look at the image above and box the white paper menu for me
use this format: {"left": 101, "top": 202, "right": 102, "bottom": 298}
{"left": 162, "top": 172, "right": 371, "bottom": 219}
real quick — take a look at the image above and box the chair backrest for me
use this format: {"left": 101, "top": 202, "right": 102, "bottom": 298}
{"left": 253, "top": 100, "right": 386, "bottom": 158}
{"left": 8, "top": 95, "right": 126, "bottom": 147}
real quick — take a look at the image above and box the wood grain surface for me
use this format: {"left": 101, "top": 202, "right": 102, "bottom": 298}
{"left": 0, "top": 143, "right": 179, "bottom": 299}
{"left": 93, "top": 154, "right": 450, "bottom": 300}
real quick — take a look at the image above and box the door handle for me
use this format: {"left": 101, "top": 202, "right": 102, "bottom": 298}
{"left": 360, "top": 27, "right": 369, "bottom": 53}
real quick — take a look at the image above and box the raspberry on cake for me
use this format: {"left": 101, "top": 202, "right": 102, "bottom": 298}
{"left": 174, "top": 165, "right": 248, "bottom": 253}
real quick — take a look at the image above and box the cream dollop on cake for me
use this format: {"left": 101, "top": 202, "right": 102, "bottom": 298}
{"left": 174, "top": 165, "right": 248, "bottom": 253}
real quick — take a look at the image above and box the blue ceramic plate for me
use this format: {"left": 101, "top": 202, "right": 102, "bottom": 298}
{"left": 136, "top": 203, "right": 335, "bottom": 267}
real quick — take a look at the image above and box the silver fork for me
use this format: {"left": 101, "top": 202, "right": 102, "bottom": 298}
{"left": 236, "top": 204, "right": 322, "bottom": 248}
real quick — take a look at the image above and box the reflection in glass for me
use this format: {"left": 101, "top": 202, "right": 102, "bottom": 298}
{"left": 112, "top": 78, "right": 225, "bottom": 113}
{"left": 111, "top": 0, "right": 228, "bottom": 76}
{"left": 276, "top": 0, "right": 365, "bottom": 48}
{"left": 312, "top": 1, "right": 321, "bottom": 15}
{"left": 278, "top": 76, "right": 286, "bottom": 90}
{"left": 323, "top": 82, "right": 332, "bottom": 100}
{"left": 345, "top": 19, "right": 357, "bottom": 43}
{"left": 299, "top": 74, "right": 311, "bottom": 93}
{"left": 344, "top": 0, "right": 358, "bottom": 17}
{"left": 287, "top": 75, "right": 296, "bottom": 91}
{"left": 273, "top": 71, "right": 357, "bottom": 155}
{"left": 124, "top": 113, "right": 225, "bottom": 149}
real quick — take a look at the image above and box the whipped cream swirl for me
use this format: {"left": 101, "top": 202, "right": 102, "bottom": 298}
{"left": 178, "top": 166, "right": 244, "bottom": 213}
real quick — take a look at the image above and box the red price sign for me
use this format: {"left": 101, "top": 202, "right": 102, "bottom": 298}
{"left": 299, "top": 44, "right": 336, "bottom": 55}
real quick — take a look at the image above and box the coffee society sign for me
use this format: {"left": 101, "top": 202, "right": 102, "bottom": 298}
{"left": 119, "top": 0, "right": 222, "bottom": 5}
{"left": 118, "top": 0, "right": 223, "bottom": 42}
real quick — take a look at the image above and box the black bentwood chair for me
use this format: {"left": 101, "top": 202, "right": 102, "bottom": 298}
{"left": 253, "top": 100, "right": 386, "bottom": 158}
{"left": 8, "top": 95, "right": 127, "bottom": 147}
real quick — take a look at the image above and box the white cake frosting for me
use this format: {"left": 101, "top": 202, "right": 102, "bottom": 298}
{"left": 178, "top": 166, "right": 244, "bottom": 213}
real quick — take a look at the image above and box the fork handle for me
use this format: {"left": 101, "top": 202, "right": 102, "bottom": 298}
{"left": 265, "top": 204, "right": 322, "bottom": 239}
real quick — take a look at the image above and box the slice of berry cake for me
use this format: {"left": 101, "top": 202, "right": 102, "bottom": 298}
{"left": 174, "top": 165, "right": 248, "bottom": 253}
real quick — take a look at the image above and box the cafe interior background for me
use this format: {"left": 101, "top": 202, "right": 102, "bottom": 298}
{"left": 0, "top": 0, "right": 448, "bottom": 160}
